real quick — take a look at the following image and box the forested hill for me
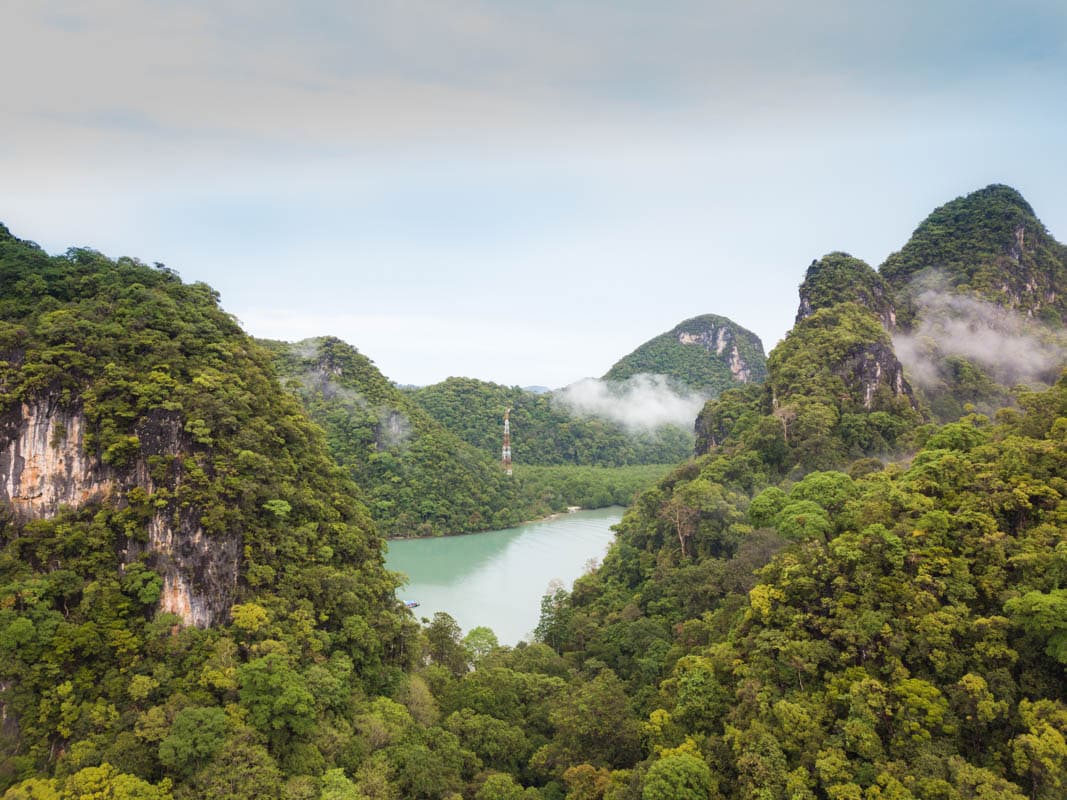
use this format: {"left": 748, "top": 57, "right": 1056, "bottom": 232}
{"left": 263, "top": 337, "right": 537, "bottom": 536}
{"left": 603, "top": 314, "right": 767, "bottom": 393}
{"left": 0, "top": 224, "right": 416, "bottom": 795}
{"left": 881, "top": 183, "right": 1067, "bottom": 326}
{"left": 409, "top": 376, "right": 693, "bottom": 466}
{"left": 534, "top": 185, "right": 1067, "bottom": 798}
{"left": 877, "top": 185, "right": 1067, "bottom": 421}
{"left": 3, "top": 183, "right": 1067, "bottom": 799}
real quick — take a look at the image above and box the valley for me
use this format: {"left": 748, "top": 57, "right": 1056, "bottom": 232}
{"left": 1, "top": 183, "right": 1066, "bottom": 798}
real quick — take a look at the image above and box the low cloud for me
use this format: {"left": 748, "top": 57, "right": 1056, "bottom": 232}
{"left": 894, "top": 288, "right": 1067, "bottom": 389}
{"left": 552, "top": 374, "right": 706, "bottom": 431}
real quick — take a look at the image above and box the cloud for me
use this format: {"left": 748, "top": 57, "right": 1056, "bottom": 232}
{"left": 552, "top": 374, "right": 705, "bottom": 432}
{"left": 8, "top": 0, "right": 1064, "bottom": 165}
{"left": 894, "top": 288, "right": 1067, "bottom": 389}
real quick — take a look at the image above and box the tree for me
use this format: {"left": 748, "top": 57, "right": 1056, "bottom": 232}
{"left": 238, "top": 653, "right": 316, "bottom": 739}
{"left": 642, "top": 753, "right": 716, "bottom": 800}
{"left": 475, "top": 774, "right": 526, "bottom": 800}
{"left": 463, "top": 626, "right": 500, "bottom": 663}
{"left": 425, "top": 612, "right": 469, "bottom": 675}
{"left": 157, "top": 706, "right": 229, "bottom": 777}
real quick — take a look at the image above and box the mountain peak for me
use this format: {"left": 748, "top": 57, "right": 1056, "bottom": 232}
{"left": 603, "top": 314, "right": 767, "bottom": 393}
{"left": 880, "top": 183, "right": 1067, "bottom": 325}
{"left": 796, "top": 252, "right": 896, "bottom": 329}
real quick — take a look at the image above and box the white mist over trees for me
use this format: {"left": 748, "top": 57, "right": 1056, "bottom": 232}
{"left": 552, "top": 374, "right": 707, "bottom": 431}
{"left": 895, "top": 289, "right": 1067, "bottom": 389}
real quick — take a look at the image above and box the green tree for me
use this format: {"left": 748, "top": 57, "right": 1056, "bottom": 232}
{"left": 642, "top": 753, "right": 716, "bottom": 800}
{"left": 157, "top": 706, "right": 229, "bottom": 777}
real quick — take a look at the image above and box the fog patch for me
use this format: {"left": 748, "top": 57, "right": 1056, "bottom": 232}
{"left": 290, "top": 339, "right": 320, "bottom": 360}
{"left": 894, "top": 287, "right": 1067, "bottom": 389}
{"left": 552, "top": 374, "right": 706, "bottom": 431}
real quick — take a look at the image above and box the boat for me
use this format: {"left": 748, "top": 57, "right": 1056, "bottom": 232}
{"left": 404, "top": 600, "right": 420, "bottom": 609}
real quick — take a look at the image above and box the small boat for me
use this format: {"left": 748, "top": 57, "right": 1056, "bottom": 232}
{"left": 404, "top": 600, "right": 420, "bottom": 609}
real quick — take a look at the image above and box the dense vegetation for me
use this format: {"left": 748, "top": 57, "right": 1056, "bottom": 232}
{"left": 514, "top": 464, "right": 674, "bottom": 513}
{"left": 0, "top": 224, "right": 416, "bottom": 796}
{"left": 2, "top": 183, "right": 1066, "bottom": 800}
{"left": 263, "top": 339, "right": 670, "bottom": 537}
{"left": 410, "top": 377, "right": 692, "bottom": 467}
{"left": 263, "top": 337, "right": 536, "bottom": 536}
{"left": 603, "top": 315, "right": 767, "bottom": 393}
{"left": 696, "top": 301, "right": 921, "bottom": 471}
{"left": 537, "top": 377, "right": 1067, "bottom": 799}
{"left": 874, "top": 185, "right": 1067, "bottom": 424}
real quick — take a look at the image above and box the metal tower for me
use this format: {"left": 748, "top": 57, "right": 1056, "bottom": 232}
{"left": 502, "top": 408, "right": 512, "bottom": 475}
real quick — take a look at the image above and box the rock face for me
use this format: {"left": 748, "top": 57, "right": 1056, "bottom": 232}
{"left": 677, "top": 326, "right": 755, "bottom": 382}
{"left": 0, "top": 396, "right": 238, "bottom": 627}
{"left": 0, "top": 396, "right": 111, "bottom": 516}
{"left": 832, "top": 340, "right": 916, "bottom": 411}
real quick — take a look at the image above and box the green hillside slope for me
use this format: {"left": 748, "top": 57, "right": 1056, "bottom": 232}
{"left": 264, "top": 337, "right": 536, "bottom": 536}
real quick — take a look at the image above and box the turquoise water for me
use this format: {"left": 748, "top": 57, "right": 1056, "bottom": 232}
{"left": 385, "top": 506, "right": 624, "bottom": 644}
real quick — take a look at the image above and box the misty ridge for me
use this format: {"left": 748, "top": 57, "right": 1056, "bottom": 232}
{"left": 296, "top": 366, "right": 415, "bottom": 448}
{"left": 894, "top": 284, "right": 1067, "bottom": 389}
{"left": 552, "top": 374, "right": 706, "bottom": 432}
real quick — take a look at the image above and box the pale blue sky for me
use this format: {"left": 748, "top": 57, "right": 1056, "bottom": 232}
{"left": 3, "top": 1, "right": 1066, "bottom": 386}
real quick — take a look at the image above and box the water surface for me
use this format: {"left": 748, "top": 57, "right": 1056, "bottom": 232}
{"left": 385, "top": 506, "right": 623, "bottom": 644}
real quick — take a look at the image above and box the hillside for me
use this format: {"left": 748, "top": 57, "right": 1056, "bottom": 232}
{"left": 796, "top": 252, "right": 897, "bottom": 330}
{"left": 0, "top": 224, "right": 414, "bottom": 793}
{"left": 262, "top": 337, "right": 535, "bottom": 536}
{"left": 603, "top": 314, "right": 767, "bottom": 393}
{"left": 879, "top": 185, "right": 1067, "bottom": 422}
{"left": 410, "top": 377, "right": 693, "bottom": 467}
{"left": 533, "top": 187, "right": 1067, "bottom": 798}
{"left": 3, "top": 184, "right": 1067, "bottom": 799}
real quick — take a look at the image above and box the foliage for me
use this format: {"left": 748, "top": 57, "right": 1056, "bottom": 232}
{"left": 4, "top": 182, "right": 1067, "bottom": 799}
{"left": 264, "top": 337, "right": 539, "bottom": 536}
{"left": 697, "top": 302, "right": 921, "bottom": 472}
{"left": 0, "top": 227, "right": 414, "bottom": 794}
{"left": 268, "top": 339, "right": 677, "bottom": 536}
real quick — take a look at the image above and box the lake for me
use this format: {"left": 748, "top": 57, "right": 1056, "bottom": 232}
{"left": 385, "top": 506, "right": 624, "bottom": 644}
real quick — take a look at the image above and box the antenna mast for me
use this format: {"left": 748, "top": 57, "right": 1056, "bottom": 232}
{"left": 502, "top": 408, "right": 513, "bottom": 476}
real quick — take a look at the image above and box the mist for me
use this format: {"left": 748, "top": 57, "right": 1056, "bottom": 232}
{"left": 894, "top": 288, "right": 1067, "bottom": 389}
{"left": 552, "top": 374, "right": 706, "bottom": 432}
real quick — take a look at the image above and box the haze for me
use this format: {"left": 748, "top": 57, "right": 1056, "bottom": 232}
{"left": 3, "top": 1, "right": 1066, "bottom": 387}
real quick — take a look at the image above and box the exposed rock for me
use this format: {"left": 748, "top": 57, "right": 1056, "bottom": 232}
{"left": 0, "top": 396, "right": 238, "bottom": 627}
{"left": 0, "top": 397, "right": 112, "bottom": 516}
{"left": 833, "top": 340, "right": 917, "bottom": 411}
{"left": 678, "top": 327, "right": 754, "bottom": 382}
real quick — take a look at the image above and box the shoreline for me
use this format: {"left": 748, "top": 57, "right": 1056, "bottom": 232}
{"left": 385, "top": 505, "right": 598, "bottom": 541}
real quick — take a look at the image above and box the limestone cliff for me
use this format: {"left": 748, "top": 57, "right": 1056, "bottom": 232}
{"left": 829, "top": 338, "right": 916, "bottom": 412}
{"left": 0, "top": 395, "right": 238, "bottom": 627}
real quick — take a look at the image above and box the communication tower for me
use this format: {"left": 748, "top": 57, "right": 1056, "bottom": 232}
{"left": 502, "top": 408, "right": 513, "bottom": 476}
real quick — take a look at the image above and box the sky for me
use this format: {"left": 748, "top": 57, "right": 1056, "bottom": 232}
{"left": 3, "top": 1, "right": 1067, "bottom": 388}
